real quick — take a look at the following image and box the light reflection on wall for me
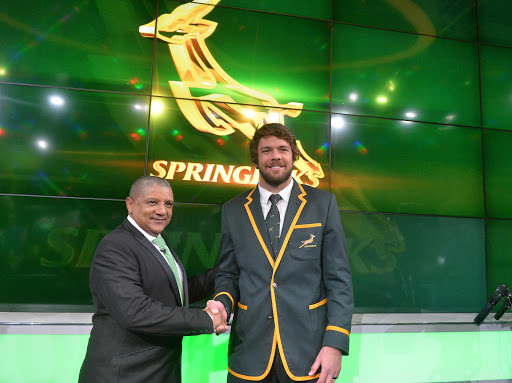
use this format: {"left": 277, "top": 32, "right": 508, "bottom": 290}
{"left": 36, "top": 139, "right": 49, "bottom": 150}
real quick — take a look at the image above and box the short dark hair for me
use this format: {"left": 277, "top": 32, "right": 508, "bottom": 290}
{"left": 129, "top": 176, "right": 172, "bottom": 200}
{"left": 249, "top": 123, "right": 300, "bottom": 166}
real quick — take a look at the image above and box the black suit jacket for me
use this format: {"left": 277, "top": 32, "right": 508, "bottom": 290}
{"left": 79, "top": 219, "right": 217, "bottom": 383}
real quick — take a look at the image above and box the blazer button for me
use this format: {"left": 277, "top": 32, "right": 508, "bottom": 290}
{"left": 267, "top": 315, "right": 273, "bottom": 319}
{"left": 272, "top": 282, "right": 277, "bottom": 288}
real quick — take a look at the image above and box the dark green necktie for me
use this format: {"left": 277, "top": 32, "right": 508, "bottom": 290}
{"left": 152, "top": 236, "right": 183, "bottom": 304}
{"left": 266, "top": 194, "right": 282, "bottom": 258}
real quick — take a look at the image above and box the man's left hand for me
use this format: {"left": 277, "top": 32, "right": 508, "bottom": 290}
{"left": 308, "top": 346, "right": 341, "bottom": 383}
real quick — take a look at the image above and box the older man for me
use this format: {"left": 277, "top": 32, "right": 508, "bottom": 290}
{"left": 79, "top": 176, "right": 224, "bottom": 383}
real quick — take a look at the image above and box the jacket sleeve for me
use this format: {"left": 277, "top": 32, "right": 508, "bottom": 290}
{"left": 90, "top": 236, "right": 213, "bottom": 337}
{"left": 321, "top": 194, "right": 354, "bottom": 355}
{"left": 213, "top": 204, "right": 240, "bottom": 318}
{"left": 188, "top": 266, "right": 218, "bottom": 304}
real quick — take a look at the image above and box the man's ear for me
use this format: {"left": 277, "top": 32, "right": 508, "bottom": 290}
{"left": 126, "top": 197, "right": 134, "bottom": 215}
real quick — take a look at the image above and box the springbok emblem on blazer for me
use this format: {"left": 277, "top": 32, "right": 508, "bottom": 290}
{"left": 299, "top": 234, "right": 315, "bottom": 248}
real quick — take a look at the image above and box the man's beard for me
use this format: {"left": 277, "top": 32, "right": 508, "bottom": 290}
{"left": 259, "top": 166, "right": 293, "bottom": 188}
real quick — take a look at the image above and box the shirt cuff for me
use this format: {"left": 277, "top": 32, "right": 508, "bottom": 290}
{"left": 205, "top": 311, "right": 215, "bottom": 333}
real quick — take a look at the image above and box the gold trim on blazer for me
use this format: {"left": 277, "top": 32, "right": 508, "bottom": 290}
{"left": 309, "top": 298, "right": 327, "bottom": 310}
{"left": 228, "top": 332, "right": 278, "bottom": 381}
{"left": 244, "top": 189, "right": 275, "bottom": 268}
{"left": 326, "top": 325, "right": 350, "bottom": 337}
{"left": 272, "top": 183, "right": 320, "bottom": 380}
{"left": 236, "top": 182, "right": 320, "bottom": 381}
{"left": 237, "top": 302, "right": 247, "bottom": 310}
{"left": 294, "top": 223, "right": 322, "bottom": 229}
{"left": 214, "top": 292, "right": 234, "bottom": 312}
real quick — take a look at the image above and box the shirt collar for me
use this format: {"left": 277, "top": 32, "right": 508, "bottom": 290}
{"left": 127, "top": 215, "right": 159, "bottom": 243}
{"left": 258, "top": 179, "right": 294, "bottom": 204}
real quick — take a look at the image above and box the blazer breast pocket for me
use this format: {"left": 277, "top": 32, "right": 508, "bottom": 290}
{"left": 288, "top": 223, "right": 323, "bottom": 261}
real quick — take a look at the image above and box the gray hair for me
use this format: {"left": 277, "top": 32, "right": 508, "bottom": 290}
{"left": 129, "top": 176, "right": 172, "bottom": 200}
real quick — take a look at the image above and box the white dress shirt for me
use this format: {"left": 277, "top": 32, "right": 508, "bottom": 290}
{"left": 127, "top": 215, "right": 184, "bottom": 285}
{"left": 127, "top": 215, "right": 216, "bottom": 329}
{"left": 258, "top": 180, "right": 293, "bottom": 236}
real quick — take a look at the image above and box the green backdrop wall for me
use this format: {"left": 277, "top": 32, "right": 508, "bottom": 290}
{"left": 1, "top": 0, "right": 512, "bottom": 314}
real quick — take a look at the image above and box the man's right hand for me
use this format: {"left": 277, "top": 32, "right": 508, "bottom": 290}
{"left": 206, "top": 300, "right": 229, "bottom": 334}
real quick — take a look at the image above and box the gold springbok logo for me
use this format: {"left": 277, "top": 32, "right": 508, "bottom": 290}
{"left": 299, "top": 234, "right": 315, "bottom": 248}
{"left": 139, "top": 0, "right": 324, "bottom": 187}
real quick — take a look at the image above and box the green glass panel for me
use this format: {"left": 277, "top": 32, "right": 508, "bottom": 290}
{"left": 486, "top": 220, "right": 512, "bottom": 297}
{"left": 0, "top": 334, "right": 89, "bottom": 383}
{"left": 483, "top": 129, "right": 512, "bottom": 219}
{"left": 0, "top": 83, "right": 146, "bottom": 199}
{"left": 209, "top": 0, "right": 331, "bottom": 20}
{"left": 343, "top": 331, "right": 512, "bottom": 382}
{"left": 0, "top": 195, "right": 221, "bottom": 308}
{"left": 0, "top": 0, "right": 507, "bottom": 317}
{"left": 0, "top": 0, "right": 156, "bottom": 92}
{"left": 480, "top": 45, "right": 512, "bottom": 131}
{"left": 0, "top": 196, "right": 124, "bottom": 306}
{"left": 342, "top": 212, "right": 486, "bottom": 312}
{"left": 334, "top": 0, "right": 477, "bottom": 41}
{"left": 147, "top": 101, "right": 330, "bottom": 204}
{"left": 331, "top": 115, "right": 484, "bottom": 217}
{"left": 166, "top": 204, "right": 222, "bottom": 279}
{"left": 182, "top": 333, "right": 229, "bottom": 382}
{"left": 148, "top": 2, "right": 331, "bottom": 112}
{"left": 478, "top": 0, "right": 512, "bottom": 47}
{"left": 332, "top": 24, "right": 480, "bottom": 127}
{"left": 3, "top": 331, "right": 512, "bottom": 383}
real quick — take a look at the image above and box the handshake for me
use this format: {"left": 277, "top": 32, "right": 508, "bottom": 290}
{"left": 203, "top": 300, "right": 229, "bottom": 335}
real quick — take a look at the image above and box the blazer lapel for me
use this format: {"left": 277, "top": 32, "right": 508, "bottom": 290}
{"left": 244, "top": 181, "right": 309, "bottom": 269}
{"left": 281, "top": 181, "right": 302, "bottom": 240}
{"left": 244, "top": 187, "right": 275, "bottom": 268}
{"left": 170, "top": 246, "right": 189, "bottom": 307}
{"left": 122, "top": 219, "right": 184, "bottom": 306}
{"left": 274, "top": 180, "right": 308, "bottom": 269}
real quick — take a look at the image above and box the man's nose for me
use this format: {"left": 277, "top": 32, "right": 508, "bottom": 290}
{"left": 271, "top": 149, "right": 282, "bottom": 159}
{"left": 155, "top": 203, "right": 166, "bottom": 214}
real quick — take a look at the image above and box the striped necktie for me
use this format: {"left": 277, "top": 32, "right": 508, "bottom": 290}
{"left": 266, "top": 194, "right": 282, "bottom": 258}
